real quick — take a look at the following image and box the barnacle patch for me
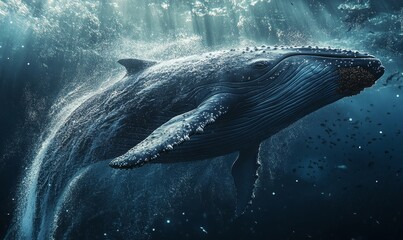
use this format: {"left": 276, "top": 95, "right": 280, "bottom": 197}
{"left": 338, "top": 67, "right": 376, "bottom": 96}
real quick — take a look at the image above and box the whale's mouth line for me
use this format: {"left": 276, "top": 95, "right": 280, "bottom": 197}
{"left": 277, "top": 55, "right": 377, "bottom": 65}
{"left": 280, "top": 49, "right": 375, "bottom": 61}
{"left": 276, "top": 52, "right": 376, "bottom": 65}
{"left": 267, "top": 53, "right": 378, "bottom": 76}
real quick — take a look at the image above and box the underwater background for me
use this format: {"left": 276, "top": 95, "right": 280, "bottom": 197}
{"left": 0, "top": 0, "right": 402, "bottom": 239}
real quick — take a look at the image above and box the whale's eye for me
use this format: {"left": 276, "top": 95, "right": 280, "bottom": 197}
{"left": 253, "top": 61, "right": 270, "bottom": 69}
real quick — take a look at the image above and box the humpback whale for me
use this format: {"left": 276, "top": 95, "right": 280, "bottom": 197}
{"left": 18, "top": 47, "right": 384, "bottom": 235}
{"left": 107, "top": 46, "right": 384, "bottom": 214}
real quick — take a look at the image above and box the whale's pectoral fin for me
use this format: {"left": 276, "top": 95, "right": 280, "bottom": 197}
{"left": 118, "top": 58, "right": 157, "bottom": 75}
{"left": 231, "top": 144, "right": 261, "bottom": 216}
{"left": 109, "top": 93, "right": 236, "bottom": 169}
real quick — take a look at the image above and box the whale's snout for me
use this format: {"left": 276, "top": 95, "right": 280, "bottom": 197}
{"left": 365, "top": 57, "right": 385, "bottom": 79}
{"left": 337, "top": 57, "right": 384, "bottom": 96}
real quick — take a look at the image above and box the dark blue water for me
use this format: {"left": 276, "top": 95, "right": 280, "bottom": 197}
{"left": 1, "top": 0, "right": 402, "bottom": 239}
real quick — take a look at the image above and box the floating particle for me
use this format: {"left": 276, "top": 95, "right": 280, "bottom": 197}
{"left": 349, "top": 118, "right": 353, "bottom": 122}
{"left": 272, "top": 192, "right": 276, "bottom": 196}
{"left": 200, "top": 226, "right": 208, "bottom": 234}
{"left": 166, "top": 219, "right": 170, "bottom": 224}
{"left": 337, "top": 165, "right": 348, "bottom": 169}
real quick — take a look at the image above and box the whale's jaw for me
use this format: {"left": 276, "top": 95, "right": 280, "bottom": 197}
{"left": 338, "top": 60, "right": 385, "bottom": 96}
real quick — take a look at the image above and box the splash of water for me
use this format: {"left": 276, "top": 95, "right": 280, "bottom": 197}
{"left": 16, "top": 72, "right": 123, "bottom": 239}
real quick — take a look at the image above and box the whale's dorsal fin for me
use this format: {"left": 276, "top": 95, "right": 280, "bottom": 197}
{"left": 118, "top": 58, "right": 157, "bottom": 75}
{"left": 231, "top": 144, "right": 261, "bottom": 216}
{"left": 109, "top": 93, "right": 237, "bottom": 169}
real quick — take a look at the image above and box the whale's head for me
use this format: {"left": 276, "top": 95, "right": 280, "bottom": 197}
{"left": 229, "top": 46, "right": 384, "bottom": 96}
{"left": 224, "top": 46, "right": 384, "bottom": 137}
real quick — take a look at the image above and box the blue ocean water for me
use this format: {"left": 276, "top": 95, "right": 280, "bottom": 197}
{"left": 0, "top": 0, "right": 402, "bottom": 239}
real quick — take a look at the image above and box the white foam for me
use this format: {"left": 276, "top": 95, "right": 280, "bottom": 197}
{"left": 18, "top": 73, "right": 123, "bottom": 239}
